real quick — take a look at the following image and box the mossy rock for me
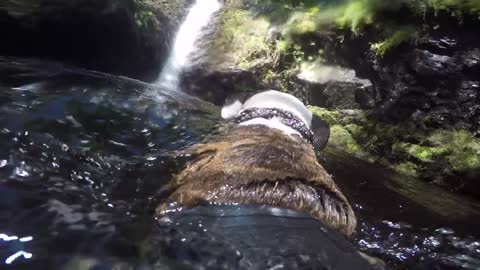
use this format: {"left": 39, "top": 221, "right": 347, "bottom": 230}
{"left": 310, "top": 106, "right": 372, "bottom": 159}
{"left": 210, "top": 7, "right": 271, "bottom": 68}
{"left": 308, "top": 106, "right": 341, "bottom": 125}
{"left": 428, "top": 130, "right": 480, "bottom": 172}
{"left": 309, "top": 105, "right": 480, "bottom": 196}
{"left": 394, "top": 162, "right": 419, "bottom": 177}
{"left": 391, "top": 142, "right": 449, "bottom": 162}
{"left": 370, "top": 28, "right": 419, "bottom": 57}
{"left": 329, "top": 125, "right": 365, "bottom": 153}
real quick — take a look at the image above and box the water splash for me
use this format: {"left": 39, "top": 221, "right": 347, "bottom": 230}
{"left": 155, "top": 0, "right": 221, "bottom": 90}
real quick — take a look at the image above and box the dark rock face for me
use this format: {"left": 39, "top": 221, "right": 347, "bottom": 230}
{"left": 300, "top": 13, "right": 480, "bottom": 197}
{"left": 0, "top": 0, "right": 191, "bottom": 81}
{"left": 296, "top": 66, "right": 376, "bottom": 109}
{"left": 309, "top": 14, "right": 480, "bottom": 137}
{"left": 181, "top": 67, "right": 259, "bottom": 105}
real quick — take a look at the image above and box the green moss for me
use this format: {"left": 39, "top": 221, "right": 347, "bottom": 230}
{"left": 428, "top": 130, "right": 480, "bottom": 171}
{"left": 369, "top": 126, "right": 480, "bottom": 173}
{"left": 395, "top": 162, "right": 419, "bottom": 176}
{"left": 330, "top": 125, "right": 365, "bottom": 154}
{"left": 213, "top": 7, "right": 308, "bottom": 86}
{"left": 287, "top": 7, "right": 320, "bottom": 35}
{"left": 308, "top": 106, "right": 341, "bottom": 125}
{"left": 212, "top": 8, "right": 271, "bottom": 68}
{"left": 392, "top": 142, "right": 448, "bottom": 162}
{"left": 345, "top": 123, "right": 366, "bottom": 139}
{"left": 134, "top": 9, "right": 156, "bottom": 29}
{"left": 309, "top": 104, "right": 480, "bottom": 192}
{"left": 309, "top": 106, "right": 370, "bottom": 157}
{"left": 371, "top": 28, "right": 419, "bottom": 56}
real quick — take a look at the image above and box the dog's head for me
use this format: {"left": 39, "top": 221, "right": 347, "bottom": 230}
{"left": 221, "top": 90, "right": 331, "bottom": 150}
{"left": 156, "top": 90, "right": 357, "bottom": 237}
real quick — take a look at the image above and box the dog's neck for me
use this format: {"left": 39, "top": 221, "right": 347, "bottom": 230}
{"left": 232, "top": 107, "right": 315, "bottom": 144}
{"left": 221, "top": 90, "right": 313, "bottom": 138}
{"left": 241, "top": 91, "right": 312, "bottom": 126}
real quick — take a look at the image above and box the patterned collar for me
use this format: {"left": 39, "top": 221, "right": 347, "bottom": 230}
{"left": 231, "top": 107, "right": 314, "bottom": 144}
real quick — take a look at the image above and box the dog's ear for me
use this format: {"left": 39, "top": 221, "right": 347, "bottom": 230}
{"left": 221, "top": 92, "right": 251, "bottom": 119}
{"left": 311, "top": 114, "right": 330, "bottom": 150}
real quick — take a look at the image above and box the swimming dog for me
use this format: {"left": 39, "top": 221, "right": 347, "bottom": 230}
{"left": 155, "top": 90, "right": 357, "bottom": 237}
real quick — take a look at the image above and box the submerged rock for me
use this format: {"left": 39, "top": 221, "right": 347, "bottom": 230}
{"left": 0, "top": 0, "right": 191, "bottom": 81}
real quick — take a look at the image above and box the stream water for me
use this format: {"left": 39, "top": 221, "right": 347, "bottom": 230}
{"left": 0, "top": 57, "right": 479, "bottom": 269}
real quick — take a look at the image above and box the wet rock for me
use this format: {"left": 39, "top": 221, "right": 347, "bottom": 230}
{"left": 310, "top": 106, "right": 480, "bottom": 198}
{"left": 297, "top": 65, "right": 375, "bottom": 109}
{"left": 180, "top": 67, "right": 259, "bottom": 105}
{"left": 319, "top": 29, "right": 480, "bottom": 139}
{"left": 421, "top": 37, "right": 458, "bottom": 55}
{"left": 411, "top": 50, "right": 462, "bottom": 78}
{"left": 461, "top": 48, "right": 480, "bottom": 77}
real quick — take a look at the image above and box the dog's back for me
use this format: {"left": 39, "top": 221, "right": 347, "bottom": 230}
{"left": 156, "top": 125, "right": 356, "bottom": 237}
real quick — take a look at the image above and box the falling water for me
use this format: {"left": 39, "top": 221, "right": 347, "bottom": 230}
{"left": 155, "top": 0, "right": 221, "bottom": 90}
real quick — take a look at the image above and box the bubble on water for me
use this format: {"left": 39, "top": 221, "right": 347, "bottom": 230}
{"left": 435, "top": 228, "right": 455, "bottom": 235}
{"left": 13, "top": 163, "right": 30, "bottom": 177}
{"left": 5, "top": 250, "right": 33, "bottom": 264}
{"left": 61, "top": 143, "right": 69, "bottom": 152}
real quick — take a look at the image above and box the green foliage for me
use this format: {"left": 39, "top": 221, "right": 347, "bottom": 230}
{"left": 334, "top": 0, "right": 377, "bottom": 33}
{"left": 288, "top": 15, "right": 318, "bottom": 34}
{"left": 250, "top": 0, "right": 480, "bottom": 53}
{"left": 286, "top": 5, "right": 321, "bottom": 34}
{"left": 371, "top": 28, "right": 419, "bottom": 56}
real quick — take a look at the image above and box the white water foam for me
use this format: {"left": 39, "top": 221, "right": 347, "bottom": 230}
{"left": 154, "top": 0, "right": 221, "bottom": 90}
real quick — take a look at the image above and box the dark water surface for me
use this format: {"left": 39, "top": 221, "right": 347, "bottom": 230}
{"left": 0, "top": 57, "right": 479, "bottom": 269}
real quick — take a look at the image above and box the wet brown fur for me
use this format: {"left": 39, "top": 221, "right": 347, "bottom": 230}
{"left": 156, "top": 125, "right": 357, "bottom": 237}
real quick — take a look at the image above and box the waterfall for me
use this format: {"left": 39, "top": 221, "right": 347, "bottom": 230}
{"left": 154, "top": 0, "right": 221, "bottom": 90}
